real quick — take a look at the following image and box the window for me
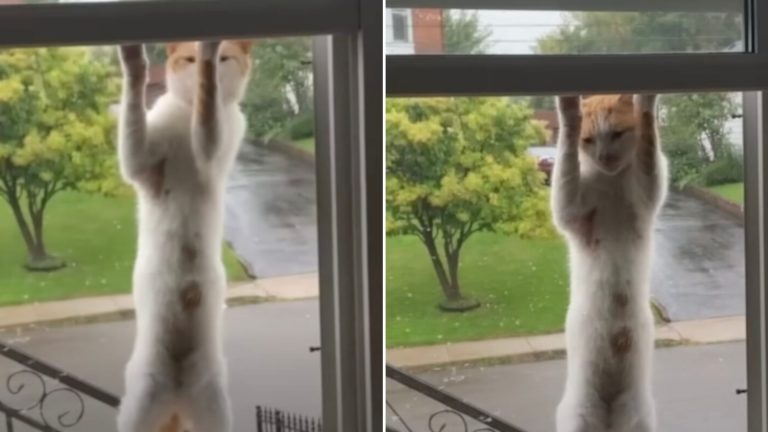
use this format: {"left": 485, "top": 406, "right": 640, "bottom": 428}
{"left": 386, "top": 1, "right": 766, "bottom": 432}
{"left": 0, "top": 1, "right": 378, "bottom": 432}
{"left": 391, "top": 9, "right": 411, "bottom": 43}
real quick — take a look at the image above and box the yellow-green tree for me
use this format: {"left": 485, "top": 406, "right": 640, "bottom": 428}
{"left": 387, "top": 98, "right": 553, "bottom": 311}
{"left": 0, "top": 47, "right": 119, "bottom": 270}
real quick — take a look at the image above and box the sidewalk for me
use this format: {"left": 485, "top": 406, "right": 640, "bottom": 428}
{"left": 387, "top": 315, "right": 745, "bottom": 368}
{"left": 0, "top": 273, "right": 318, "bottom": 328}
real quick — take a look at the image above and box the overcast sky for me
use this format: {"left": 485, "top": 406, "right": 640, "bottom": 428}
{"left": 477, "top": 11, "right": 565, "bottom": 54}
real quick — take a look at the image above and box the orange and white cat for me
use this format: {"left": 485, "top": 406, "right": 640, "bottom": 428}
{"left": 115, "top": 40, "right": 253, "bottom": 432}
{"left": 552, "top": 94, "right": 667, "bottom": 432}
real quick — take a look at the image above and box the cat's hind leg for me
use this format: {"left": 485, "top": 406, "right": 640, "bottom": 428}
{"left": 185, "top": 374, "right": 232, "bottom": 432}
{"left": 116, "top": 372, "right": 175, "bottom": 432}
{"left": 608, "top": 393, "right": 656, "bottom": 432}
{"left": 556, "top": 396, "right": 607, "bottom": 432}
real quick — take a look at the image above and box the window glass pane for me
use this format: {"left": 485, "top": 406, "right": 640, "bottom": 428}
{"left": 385, "top": 8, "right": 745, "bottom": 54}
{"left": 0, "top": 37, "right": 321, "bottom": 431}
{"left": 386, "top": 92, "right": 746, "bottom": 431}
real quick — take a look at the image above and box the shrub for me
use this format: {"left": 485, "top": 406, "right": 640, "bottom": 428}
{"left": 287, "top": 113, "right": 314, "bottom": 140}
{"left": 699, "top": 148, "right": 743, "bottom": 186}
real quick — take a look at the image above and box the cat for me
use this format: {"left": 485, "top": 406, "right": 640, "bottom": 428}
{"left": 551, "top": 94, "right": 667, "bottom": 432}
{"left": 115, "top": 39, "right": 253, "bottom": 432}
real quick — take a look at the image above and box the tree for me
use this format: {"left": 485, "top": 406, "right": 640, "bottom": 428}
{"left": 243, "top": 38, "right": 313, "bottom": 140}
{"left": 0, "top": 47, "right": 119, "bottom": 270}
{"left": 536, "top": 12, "right": 742, "bottom": 187}
{"left": 386, "top": 98, "right": 553, "bottom": 311}
{"left": 442, "top": 10, "right": 492, "bottom": 54}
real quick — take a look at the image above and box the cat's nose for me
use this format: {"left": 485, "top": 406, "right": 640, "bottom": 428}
{"left": 599, "top": 154, "right": 619, "bottom": 165}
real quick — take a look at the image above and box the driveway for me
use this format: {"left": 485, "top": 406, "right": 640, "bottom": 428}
{"left": 0, "top": 300, "right": 322, "bottom": 432}
{"left": 225, "top": 144, "right": 318, "bottom": 278}
{"left": 387, "top": 342, "right": 747, "bottom": 432}
{"left": 651, "top": 191, "right": 745, "bottom": 321}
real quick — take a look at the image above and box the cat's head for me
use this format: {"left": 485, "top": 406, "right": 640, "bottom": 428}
{"left": 579, "top": 94, "right": 641, "bottom": 176}
{"left": 165, "top": 40, "right": 254, "bottom": 106}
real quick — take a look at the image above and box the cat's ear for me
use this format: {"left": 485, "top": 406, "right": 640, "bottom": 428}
{"left": 618, "top": 94, "right": 633, "bottom": 105}
{"left": 166, "top": 43, "right": 182, "bottom": 56}
{"left": 233, "top": 40, "right": 255, "bottom": 54}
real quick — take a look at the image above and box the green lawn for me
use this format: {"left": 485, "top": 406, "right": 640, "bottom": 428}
{"left": 707, "top": 182, "right": 744, "bottom": 205}
{"left": 0, "top": 191, "right": 249, "bottom": 306}
{"left": 386, "top": 233, "right": 569, "bottom": 348}
{"left": 294, "top": 137, "right": 315, "bottom": 154}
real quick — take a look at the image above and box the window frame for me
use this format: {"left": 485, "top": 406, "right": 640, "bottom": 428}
{"left": 0, "top": 1, "right": 376, "bottom": 431}
{"left": 386, "top": 1, "right": 768, "bottom": 431}
{"left": 389, "top": 8, "right": 412, "bottom": 44}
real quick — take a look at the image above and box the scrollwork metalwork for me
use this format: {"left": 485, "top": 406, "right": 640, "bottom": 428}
{"left": 428, "top": 409, "right": 497, "bottom": 432}
{"left": 3, "top": 368, "right": 85, "bottom": 429}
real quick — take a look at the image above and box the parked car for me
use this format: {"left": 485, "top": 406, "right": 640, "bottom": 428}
{"left": 527, "top": 146, "right": 557, "bottom": 185}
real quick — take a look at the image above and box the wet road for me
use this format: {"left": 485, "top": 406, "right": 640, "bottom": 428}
{"left": 0, "top": 300, "right": 322, "bottom": 432}
{"left": 224, "top": 144, "right": 318, "bottom": 278}
{"left": 651, "top": 192, "right": 745, "bottom": 321}
{"left": 387, "top": 342, "right": 747, "bottom": 432}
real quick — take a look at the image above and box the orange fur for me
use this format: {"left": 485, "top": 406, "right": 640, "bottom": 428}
{"left": 158, "top": 413, "right": 182, "bottom": 432}
{"left": 579, "top": 94, "right": 636, "bottom": 148}
{"left": 165, "top": 40, "right": 253, "bottom": 75}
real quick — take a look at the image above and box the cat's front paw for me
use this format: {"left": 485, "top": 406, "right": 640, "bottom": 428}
{"left": 557, "top": 95, "right": 582, "bottom": 127}
{"left": 119, "top": 45, "right": 147, "bottom": 83}
{"left": 634, "top": 94, "right": 657, "bottom": 113}
{"left": 199, "top": 40, "right": 223, "bottom": 61}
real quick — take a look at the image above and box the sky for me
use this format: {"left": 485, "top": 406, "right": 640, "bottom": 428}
{"left": 477, "top": 10, "right": 565, "bottom": 54}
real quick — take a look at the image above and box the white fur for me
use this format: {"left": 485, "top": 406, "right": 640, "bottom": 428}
{"left": 116, "top": 42, "right": 249, "bottom": 432}
{"left": 552, "top": 95, "right": 668, "bottom": 432}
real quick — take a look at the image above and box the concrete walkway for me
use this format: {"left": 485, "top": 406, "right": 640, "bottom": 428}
{"left": 0, "top": 273, "right": 318, "bottom": 328}
{"left": 387, "top": 315, "right": 745, "bottom": 368}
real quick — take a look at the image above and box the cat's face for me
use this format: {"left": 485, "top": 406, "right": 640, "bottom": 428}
{"left": 579, "top": 94, "right": 639, "bottom": 176}
{"left": 165, "top": 40, "right": 254, "bottom": 106}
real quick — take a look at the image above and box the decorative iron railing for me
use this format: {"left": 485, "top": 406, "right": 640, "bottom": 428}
{"left": 255, "top": 406, "right": 322, "bottom": 432}
{"left": 0, "top": 341, "right": 120, "bottom": 432}
{"left": 386, "top": 364, "right": 528, "bottom": 432}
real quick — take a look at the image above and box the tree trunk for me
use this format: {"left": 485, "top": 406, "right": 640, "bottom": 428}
{"left": 29, "top": 208, "right": 51, "bottom": 262}
{"left": 445, "top": 248, "right": 462, "bottom": 301}
{"left": 7, "top": 194, "right": 36, "bottom": 255}
{"left": 422, "top": 232, "right": 457, "bottom": 301}
{"left": 6, "top": 192, "right": 61, "bottom": 270}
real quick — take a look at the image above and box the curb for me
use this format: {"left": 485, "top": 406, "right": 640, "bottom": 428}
{"left": 387, "top": 315, "right": 746, "bottom": 370}
{"left": 682, "top": 185, "right": 743, "bottom": 225}
{"left": 265, "top": 139, "right": 314, "bottom": 166}
{"left": 0, "top": 273, "right": 319, "bottom": 329}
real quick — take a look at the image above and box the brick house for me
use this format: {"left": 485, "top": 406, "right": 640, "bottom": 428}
{"left": 386, "top": 8, "right": 445, "bottom": 54}
{"left": 532, "top": 110, "right": 559, "bottom": 146}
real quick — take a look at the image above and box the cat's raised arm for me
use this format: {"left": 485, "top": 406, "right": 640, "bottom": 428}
{"left": 191, "top": 40, "right": 224, "bottom": 167}
{"left": 634, "top": 94, "right": 664, "bottom": 205}
{"left": 117, "top": 45, "right": 154, "bottom": 182}
{"left": 551, "top": 95, "right": 585, "bottom": 231}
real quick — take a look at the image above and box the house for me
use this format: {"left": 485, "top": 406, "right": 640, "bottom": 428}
{"left": 386, "top": 8, "right": 445, "bottom": 54}
{"left": 532, "top": 110, "right": 559, "bottom": 145}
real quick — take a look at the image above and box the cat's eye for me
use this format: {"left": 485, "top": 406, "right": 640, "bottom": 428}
{"left": 582, "top": 136, "right": 594, "bottom": 145}
{"left": 220, "top": 56, "right": 232, "bottom": 62}
{"left": 183, "top": 56, "right": 195, "bottom": 63}
{"left": 611, "top": 130, "right": 626, "bottom": 140}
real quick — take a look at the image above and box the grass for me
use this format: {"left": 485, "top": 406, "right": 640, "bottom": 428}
{"left": 293, "top": 137, "right": 315, "bottom": 154}
{"left": 707, "top": 182, "right": 744, "bottom": 205}
{"left": 0, "top": 191, "right": 249, "bottom": 306}
{"left": 386, "top": 233, "right": 569, "bottom": 348}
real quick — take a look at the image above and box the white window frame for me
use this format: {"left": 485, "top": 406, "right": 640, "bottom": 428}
{"left": 0, "top": 1, "right": 379, "bottom": 431}
{"left": 389, "top": 8, "right": 412, "bottom": 44}
{"left": 387, "top": 1, "right": 768, "bottom": 431}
